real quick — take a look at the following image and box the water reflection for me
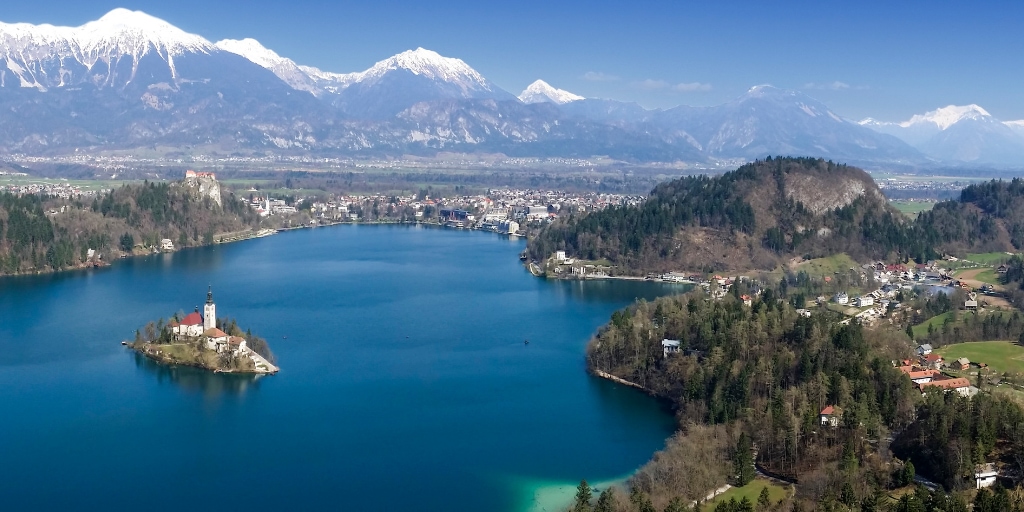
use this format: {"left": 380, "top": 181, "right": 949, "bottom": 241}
{"left": 553, "top": 280, "right": 693, "bottom": 304}
{"left": 131, "top": 351, "right": 263, "bottom": 397}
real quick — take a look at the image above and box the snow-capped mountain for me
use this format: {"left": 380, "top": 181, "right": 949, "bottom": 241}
{"left": 643, "top": 85, "right": 920, "bottom": 163}
{"left": 0, "top": 9, "right": 957, "bottom": 165}
{"left": 329, "top": 48, "right": 516, "bottom": 118}
{"left": 215, "top": 38, "right": 319, "bottom": 94}
{"left": 518, "top": 79, "right": 584, "bottom": 104}
{"left": 0, "top": 8, "right": 215, "bottom": 89}
{"left": 1004, "top": 120, "right": 1024, "bottom": 138}
{"left": 860, "top": 105, "right": 1024, "bottom": 165}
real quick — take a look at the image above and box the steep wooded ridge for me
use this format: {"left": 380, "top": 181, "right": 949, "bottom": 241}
{"left": 916, "top": 178, "right": 1024, "bottom": 255}
{"left": 529, "top": 157, "right": 913, "bottom": 272}
{"left": 0, "top": 181, "right": 257, "bottom": 275}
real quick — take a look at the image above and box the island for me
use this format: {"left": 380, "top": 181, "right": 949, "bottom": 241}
{"left": 126, "top": 286, "right": 279, "bottom": 374}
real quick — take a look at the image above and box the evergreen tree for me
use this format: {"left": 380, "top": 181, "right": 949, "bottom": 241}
{"left": 664, "top": 496, "right": 688, "bottom": 512}
{"left": 574, "top": 480, "right": 592, "bottom": 512}
{"left": 906, "top": 324, "right": 915, "bottom": 340}
{"left": 734, "top": 432, "right": 755, "bottom": 486}
{"left": 593, "top": 488, "right": 615, "bottom": 512}
{"left": 119, "top": 232, "right": 134, "bottom": 252}
{"left": 756, "top": 487, "right": 771, "bottom": 512}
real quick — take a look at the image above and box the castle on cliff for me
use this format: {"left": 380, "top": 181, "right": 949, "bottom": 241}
{"left": 183, "top": 170, "right": 222, "bottom": 207}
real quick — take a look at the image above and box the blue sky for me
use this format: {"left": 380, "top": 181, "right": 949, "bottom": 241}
{"left": 2, "top": 1, "right": 1022, "bottom": 121}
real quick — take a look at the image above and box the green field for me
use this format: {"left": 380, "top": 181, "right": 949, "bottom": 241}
{"left": 965, "top": 252, "right": 1016, "bottom": 265}
{"left": 706, "top": 479, "right": 790, "bottom": 508}
{"left": 912, "top": 311, "right": 955, "bottom": 339}
{"left": 791, "top": 253, "right": 859, "bottom": 277}
{"left": 935, "top": 341, "right": 1024, "bottom": 375}
{"left": 890, "top": 200, "right": 935, "bottom": 218}
{"left": 0, "top": 175, "right": 140, "bottom": 192}
{"left": 972, "top": 269, "right": 1000, "bottom": 286}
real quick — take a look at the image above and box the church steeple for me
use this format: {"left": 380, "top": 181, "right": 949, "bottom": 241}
{"left": 203, "top": 286, "right": 216, "bottom": 331}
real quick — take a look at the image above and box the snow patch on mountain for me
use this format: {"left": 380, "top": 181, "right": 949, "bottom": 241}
{"left": 0, "top": 8, "right": 214, "bottom": 88}
{"left": 518, "top": 79, "right": 583, "bottom": 104}
{"left": 354, "top": 48, "right": 493, "bottom": 93}
{"left": 900, "top": 104, "right": 991, "bottom": 130}
{"left": 215, "top": 38, "right": 318, "bottom": 94}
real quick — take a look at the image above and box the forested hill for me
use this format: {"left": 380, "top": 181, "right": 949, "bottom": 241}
{"left": 0, "top": 181, "right": 258, "bottom": 275}
{"left": 528, "top": 157, "right": 916, "bottom": 272}
{"left": 915, "top": 178, "right": 1024, "bottom": 255}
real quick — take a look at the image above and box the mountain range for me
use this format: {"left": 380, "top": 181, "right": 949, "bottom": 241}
{"left": 0, "top": 8, "right": 1019, "bottom": 168}
{"left": 859, "top": 105, "right": 1024, "bottom": 166}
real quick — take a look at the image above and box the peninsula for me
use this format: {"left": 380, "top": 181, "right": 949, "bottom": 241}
{"left": 126, "top": 287, "right": 278, "bottom": 374}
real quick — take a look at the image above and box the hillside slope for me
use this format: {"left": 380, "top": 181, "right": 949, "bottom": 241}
{"left": 0, "top": 180, "right": 257, "bottom": 275}
{"left": 529, "top": 157, "right": 913, "bottom": 272}
{"left": 916, "top": 178, "right": 1024, "bottom": 255}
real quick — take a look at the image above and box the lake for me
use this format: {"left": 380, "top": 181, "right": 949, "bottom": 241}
{"left": 0, "top": 225, "right": 686, "bottom": 511}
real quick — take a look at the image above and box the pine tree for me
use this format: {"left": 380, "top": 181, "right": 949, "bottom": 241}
{"left": 756, "top": 487, "right": 771, "bottom": 511}
{"left": 574, "top": 480, "right": 592, "bottom": 512}
{"left": 906, "top": 324, "right": 915, "bottom": 340}
{"left": 593, "top": 488, "right": 615, "bottom": 512}
{"left": 734, "top": 432, "right": 755, "bottom": 486}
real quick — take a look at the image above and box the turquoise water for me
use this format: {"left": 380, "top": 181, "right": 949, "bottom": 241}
{"left": 0, "top": 225, "right": 683, "bottom": 511}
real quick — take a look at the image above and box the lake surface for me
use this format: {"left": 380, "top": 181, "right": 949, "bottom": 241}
{"left": 0, "top": 225, "right": 685, "bottom": 511}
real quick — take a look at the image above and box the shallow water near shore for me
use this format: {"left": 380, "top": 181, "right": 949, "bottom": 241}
{"left": 0, "top": 224, "right": 683, "bottom": 511}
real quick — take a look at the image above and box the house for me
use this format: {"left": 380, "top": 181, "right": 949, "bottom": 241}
{"left": 922, "top": 353, "right": 944, "bottom": 368}
{"left": 740, "top": 295, "right": 753, "bottom": 307}
{"left": 998, "top": 264, "right": 1009, "bottom": 274}
{"left": 203, "top": 327, "right": 230, "bottom": 352}
{"left": 953, "top": 357, "right": 971, "bottom": 371}
{"left": 834, "top": 292, "right": 849, "bottom": 305}
{"left": 975, "top": 463, "right": 998, "bottom": 489}
{"left": 228, "top": 336, "right": 248, "bottom": 355}
{"left": 160, "top": 239, "right": 174, "bottom": 251}
{"left": 916, "top": 344, "right": 933, "bottom": 356}
{"left": 661, "top": 339, "right": 681, "bottom": 358}
{"left": 918, "top": 377, "right": 971, "bottom": 396}
{"left": 820, "top": 405, "right": 840, "bottom": 427}
{"left": 899, "top": 366, "right": 942, "bottom": 384}
{"left": 855, "top": 296, "right": 874, "bottom": 307}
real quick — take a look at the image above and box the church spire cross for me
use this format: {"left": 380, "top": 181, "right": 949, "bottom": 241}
{"left": 207, "top": 285, "right": 213, "bottom": 304}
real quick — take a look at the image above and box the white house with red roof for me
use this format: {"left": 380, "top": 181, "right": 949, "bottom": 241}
{"left": 820, "top": 405, "right": 840, "bottom": 427}
{"left": 170, "top": 310, "right": 205, "bottom": 338}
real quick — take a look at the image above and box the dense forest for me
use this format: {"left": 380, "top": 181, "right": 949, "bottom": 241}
{"left": 528, "top": 158, "right": 1024, "bottom": 273}
{"left": 528, "top": 157, "right": 927, "bottom": 272}
{"left": 583, "top": 286, "right": 1024, "bottom": 510}
{"left": 0, "top": 181, "right": 258, "bottom": 275}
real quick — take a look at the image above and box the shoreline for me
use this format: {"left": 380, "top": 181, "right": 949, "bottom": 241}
{"left": 0, "top": 218, "right": 488, "bottom": 281}
{"left": 128, "top": 341, "right": 279, "bottom": 375}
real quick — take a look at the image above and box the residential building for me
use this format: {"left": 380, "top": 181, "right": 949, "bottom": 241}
{"left": 820, "top": 405, "right": 840, "bottom": 427}
{"left": 975, "top": 463, "right": 998, "bottom": 489}
{"left": 661, "top": 339, "right": 681, "bottom": 358}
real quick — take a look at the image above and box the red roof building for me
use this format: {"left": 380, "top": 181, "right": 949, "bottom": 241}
{"left": 180, "top": 311, "right": 203, "bottom": 326}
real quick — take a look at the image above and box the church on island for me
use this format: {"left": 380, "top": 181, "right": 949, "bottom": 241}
{"left": 168, "top": 287, "right": 248, "bottom": 355}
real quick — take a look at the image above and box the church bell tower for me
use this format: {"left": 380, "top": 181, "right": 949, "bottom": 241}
{"left": 204, "top": 285, "right": 216, "bottom": 331}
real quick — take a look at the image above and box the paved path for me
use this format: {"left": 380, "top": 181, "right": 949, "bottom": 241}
{"left": 247, "top": 348, "right": 279, "bottom": 374}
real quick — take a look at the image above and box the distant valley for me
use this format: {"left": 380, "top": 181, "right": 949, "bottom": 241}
{"left": 2, "top": 9, "right": 1022, "bottom": 169}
